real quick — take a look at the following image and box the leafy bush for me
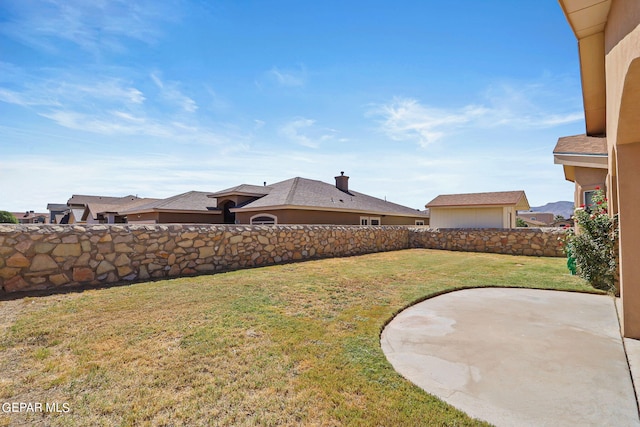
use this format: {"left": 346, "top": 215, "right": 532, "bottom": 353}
{"left": 0, "top": 211, "right": 18, "bottom": 224}
{"left": 564, "top": 188, "right": 618, "bottom": 292}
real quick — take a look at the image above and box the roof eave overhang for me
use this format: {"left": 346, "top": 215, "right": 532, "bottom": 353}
{"left": 558, "top": 0, "right": 611, "bottom": 136}
{"left": 207, "top": 191, "right": 268, "bottom": 199}
{"left": 426, "top": 203, "right": 523, "bottom": 209}
{"left": 553, "top": 152, "right": 608, "bottom": 169}
{"left": 230, "top": 204, "right": 427, "bottom": 218}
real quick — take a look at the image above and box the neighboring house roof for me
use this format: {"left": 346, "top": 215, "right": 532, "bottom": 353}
{"left": 120, "top": 191, "right": 221, "bottom": 215}
{"left": 426, "top": 191, "right": 530, "bottom": 210}
{"left": 553, "top": 134, "right": 607, "bottom": 155}
{"left": 230, "top": 177, "right": 426, "bottom": 217}
{"left": 10, "top": 212, "right": 48, "bottom": 223}
{"left": 208, "top": 184, "right": 272, "bottom": 198}
{"left": 67, "top": 194, "right": 138, "bottom": 206}
{"left": 47, "top": 203, "right": 68, "bottom": 211}
{"left": 82, "top": 197, "right": 161, "bottom": 221}
{"left": 517, "top": 217, "right": 548, "bottom": 227}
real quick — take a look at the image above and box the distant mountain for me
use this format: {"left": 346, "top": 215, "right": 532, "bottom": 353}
{"left": 527, "top": 201, "right": 574, "bottom": 220}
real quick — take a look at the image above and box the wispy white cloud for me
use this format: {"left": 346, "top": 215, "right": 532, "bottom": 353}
{"left": 0, "top": 76, "right": 145, "bottom": 108}
{"left": 278, "top": 118, "right": 339, "bottom": 148}
{"left": 368, "top": 79, "right": 583, "bottom": 147}
{"left": 279, "top": 118, "right": 318, "bottom": 147}
{"left": 0, "top": 68, "right": 227, "bottom": 144}
{"left": 0, "top": 0, "right": 180, "bottom": 55}
{"left": 150, "top": 73, "right": 198, "bottom": 113}
{"left": 368, "top": 97, "right": 485, "bottom": 147}
{"left": 266, "top": 65, "right": 307, "bottom": 87}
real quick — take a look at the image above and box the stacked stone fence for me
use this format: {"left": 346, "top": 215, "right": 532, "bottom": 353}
{"left": 0, "top": 224, "right": 409, "bottom": 294}
{"left": 0, "top": 224, "right": 566, "bottom": 294}
{"left": 410, "top": 227, "right": 566, "bottom": 257}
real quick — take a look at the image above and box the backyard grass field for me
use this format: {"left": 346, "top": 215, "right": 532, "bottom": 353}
{"left": 0, "top": 249, "right": 593, "bottom": 426}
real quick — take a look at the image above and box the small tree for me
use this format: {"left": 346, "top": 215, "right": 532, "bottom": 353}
{"left": 564, "top": 188, "right": 618, "bottom": 292}
{"left": 516, "top": 218, "right": 528, "bottom": 227}
{"left": 0, "top": 211, "right": 18, "bottom": 224}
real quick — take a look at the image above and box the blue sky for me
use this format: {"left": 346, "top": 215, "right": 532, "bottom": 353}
{"left": 1, "top": 0, "right": 584, "bottom": 212}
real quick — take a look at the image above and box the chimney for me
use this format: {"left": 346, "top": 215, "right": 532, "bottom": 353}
{"left": 335, "top": 171, "right": 349, "bottom": 193}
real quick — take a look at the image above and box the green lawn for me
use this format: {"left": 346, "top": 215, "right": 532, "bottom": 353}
{"left": 0, "top": 249, "right": 592, "bottom": 426}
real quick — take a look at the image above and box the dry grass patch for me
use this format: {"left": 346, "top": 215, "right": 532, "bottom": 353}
{"left": 0, "top": 249, "right": 591, "bottom": 426}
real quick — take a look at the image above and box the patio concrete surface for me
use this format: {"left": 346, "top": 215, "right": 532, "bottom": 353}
{"left": 381, "top": 288, "right": 640, "bottom": 426}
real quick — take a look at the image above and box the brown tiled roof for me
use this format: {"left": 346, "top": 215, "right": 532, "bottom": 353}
{"left": 84, "top": 198, "right": 161, "bottom": 220}
{"left": 120, "top": 191, "right": 220, "bottom": 214}
{"left": 426, "top": 191, "right": 529, "bottom": 209}
{"left": 553, "top": 134, "right": 607, "bottom": 155}
{"left": 67, "top": 194, "right": 138, "bottom": 206}
{"left": 47, "top": 203, "right": 68, "bottom": 211}
{"left": 10, "top": 212, "right": 48, "bottom": 220}
{"left": 234, "top": 177, "right": 426, "bottom": 217}
{"left": 208, "top": 184, "right": 271, "bottom": 198}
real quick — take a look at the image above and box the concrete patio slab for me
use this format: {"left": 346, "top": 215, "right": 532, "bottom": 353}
{"left": 381, "top": 288, "right": 640, "bottom": 427}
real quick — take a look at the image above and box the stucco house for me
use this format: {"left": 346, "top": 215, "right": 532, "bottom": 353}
{"left": 66, "top": 195, "right": 160, "bottom": 224}
{"left": 120, "top": 191, "right": 220, "bottom": 224}
{"left": 553, "top": 134, "right": 608, "bottom": 209}
{"left": 209, "top": 173, "right": 429, "bottom": 226}
{"left": 47, "top": 203, "right": 69, "bottom": 224}
{"left": 10, "top": 211, "right": 48, "bottom": 224}
{"left": 556, "top": 0, "right": 640, "bottom": 338}
{"left": 426, "top": 191, "right": 530, "bottom": 229}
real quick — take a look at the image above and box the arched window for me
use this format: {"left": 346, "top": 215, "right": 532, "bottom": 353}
{"left": 250, "top": 214, "right": 277, "bottom": 225}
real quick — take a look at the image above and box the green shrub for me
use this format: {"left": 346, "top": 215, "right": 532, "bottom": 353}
{"left": 564, "top": 188, "right": 618, "bottom": 292}
{"left": 0, "top": 211, "right": 18, "bottom": 224}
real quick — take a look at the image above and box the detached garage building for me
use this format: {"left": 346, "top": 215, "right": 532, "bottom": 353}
{"left": 426, "top": 191, "right": 530, "bottom": 229}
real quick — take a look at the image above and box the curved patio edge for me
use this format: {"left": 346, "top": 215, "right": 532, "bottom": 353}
{"left": 380, "top": 287, "right": 639, "bottom": 427}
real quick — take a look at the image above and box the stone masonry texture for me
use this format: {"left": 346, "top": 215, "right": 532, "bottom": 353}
{"left": 0, "top": 224, "right": 566, "bottom": 294}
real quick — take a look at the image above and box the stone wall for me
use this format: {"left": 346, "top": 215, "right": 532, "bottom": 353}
{"left": 409, "top": 227, "right": 566, "bottom": 257}
{"left": 0, "top": 224, "right": 566, "bottom": 294}
{"left": 0, "top": 224, "right": 409, "bottom": 294}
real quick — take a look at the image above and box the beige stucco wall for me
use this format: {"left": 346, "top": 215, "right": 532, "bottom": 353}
{"left": 604, "top": 0, "right": 640, "bottom": 338}
{"left": 605, "top": 0, "right": 640, "bottom": 149}
{"left": 429, "top": 207, "right": 510, "bottom": 229}
{"left": 572, "top": 166, "right": 608, "bottom": 207}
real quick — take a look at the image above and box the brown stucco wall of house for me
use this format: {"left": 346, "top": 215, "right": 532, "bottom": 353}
{"left": 157, "top": 212, "right": 223, "bottom": 224}
{"left": 235, "top": 209, "right": 425, "bottom": 225}
{"left": 126, "top": 212, "right": 160, "bottom": 223}
{"left": 126, "top": 212, "right": 224, "bottom": 224}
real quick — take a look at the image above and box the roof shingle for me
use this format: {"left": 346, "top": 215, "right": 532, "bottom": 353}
{"left": 234, "top": 177, "right": 426, "bottom": 217}
{"left": 553, "top": 134, "right": 607, "bottom": 156}
{"left": 426, "top": 191, "right": 529, "bottom": 209}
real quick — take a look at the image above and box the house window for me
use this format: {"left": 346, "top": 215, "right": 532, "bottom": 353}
{"left": 584, "top": 190, "right": 597, "bottom": 209}
{"left": 415, "top": 220, "right": 425, "bottom": 226}
{"left": 250, "top": 214, "right": 277, "bottom": 225}
{"left": 360, "top": 216, "right": 381, "bottom": 225}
